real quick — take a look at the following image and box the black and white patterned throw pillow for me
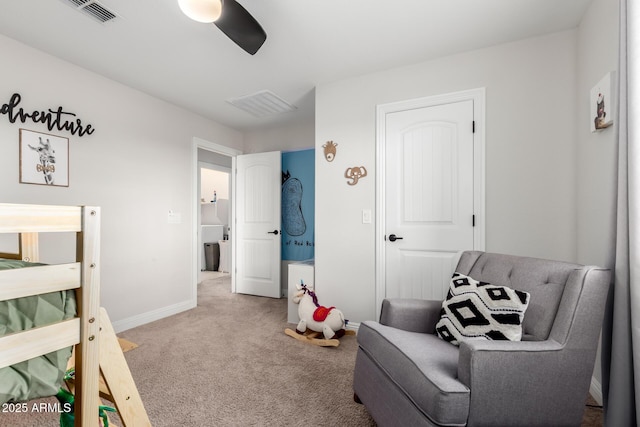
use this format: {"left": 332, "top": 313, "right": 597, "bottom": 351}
{"left": 436, "top": 272, "right": 530, "bottom": 346}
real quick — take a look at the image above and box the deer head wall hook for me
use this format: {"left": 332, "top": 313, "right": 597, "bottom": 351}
{"left": 322, "top": 141, "right": 338, "bottom": 162}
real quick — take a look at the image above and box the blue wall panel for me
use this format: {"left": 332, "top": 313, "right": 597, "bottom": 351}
{"left": 281, "top": 149, "right": 314, "bottom": 260}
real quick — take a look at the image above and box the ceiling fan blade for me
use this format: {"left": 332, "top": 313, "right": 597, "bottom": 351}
{"left": 214, "top": 0, "right": 266, "bottom": 55}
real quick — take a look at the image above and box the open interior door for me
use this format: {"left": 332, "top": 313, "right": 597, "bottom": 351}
{"left": 235, "top": 151, "right": 281, "bottom": 298}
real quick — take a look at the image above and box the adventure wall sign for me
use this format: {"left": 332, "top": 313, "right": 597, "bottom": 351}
{"left": 1, "top": 93, "right": 95, "bottom": 137}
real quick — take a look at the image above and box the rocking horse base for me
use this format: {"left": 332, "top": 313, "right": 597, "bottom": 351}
{"left": 284, "top": 328, "right": 355, "bottom": 347}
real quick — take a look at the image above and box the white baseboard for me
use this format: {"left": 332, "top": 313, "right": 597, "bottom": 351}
{"left": 346, "top": 321, "right": 360, "bottom": 333}
{"left": 111, "top": 299, "right": 196, "bottom": 333}
{"left": 590, "top": 376, "right": 603, "bottom": 405}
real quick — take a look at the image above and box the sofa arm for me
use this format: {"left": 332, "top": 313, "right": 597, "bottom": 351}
{"left": 379, "top": 298, "right": 442, "bottom": 333}
{"left": 457, "top": 339, "right": 591, "bottom": 425}
{"left": 457, "top": 339, "right": 564, "bottom": 386}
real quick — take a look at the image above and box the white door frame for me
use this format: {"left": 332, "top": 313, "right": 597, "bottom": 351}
{"left": 375, "top": 88, "right": 486, "bottom": 320}
{"left": 191, "top": 137, "right": 242, "bottom": 303}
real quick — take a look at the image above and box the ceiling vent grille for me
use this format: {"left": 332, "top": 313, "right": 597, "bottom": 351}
{"left": 227, "top": 90, "right": 298, "bottom": 117}
{"left": 62, "top": 0, "right": 119, "bottom": 24}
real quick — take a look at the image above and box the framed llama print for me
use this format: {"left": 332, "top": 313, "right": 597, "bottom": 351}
{"left": 590, "top": 72, "right": 614, "bottom": 132}
{"left": 19, "top": 129, "right": 69, "bottom": 187}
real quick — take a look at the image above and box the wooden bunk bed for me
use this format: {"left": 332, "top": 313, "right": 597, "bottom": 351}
{"left": 0, "top": 203, "right": 150, "bottom": 427}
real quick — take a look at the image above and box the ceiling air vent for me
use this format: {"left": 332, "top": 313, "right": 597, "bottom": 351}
{"left": 227, "top": 90, "right": 298, "bottom": 118}
{"left": 62, "top": 0, "right": 119, "bottom": 24}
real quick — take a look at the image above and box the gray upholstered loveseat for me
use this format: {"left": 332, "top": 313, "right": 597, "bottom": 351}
{"left": 353, "top": 251, "right": 610, "bottom": 426}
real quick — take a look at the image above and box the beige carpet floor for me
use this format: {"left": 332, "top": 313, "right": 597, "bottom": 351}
{"left": 0, "top": 275, "right": 603, "bottom": 426}
{"left": 0, "top": 275, "right": 373, "bottom": 426}
{"left": 117, "top": 275, "right": 375, "bottom": 426}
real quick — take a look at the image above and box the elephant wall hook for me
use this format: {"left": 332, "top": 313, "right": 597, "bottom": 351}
{"left": 345, "top": 166, "right": 367, "bottom": 186}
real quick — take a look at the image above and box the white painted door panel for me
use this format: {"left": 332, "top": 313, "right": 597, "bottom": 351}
{"left": 236, "top": 151, "right": 281, "bottom": 298}
{"left": 385, "top": 100, "right": 475, "bottom": 300}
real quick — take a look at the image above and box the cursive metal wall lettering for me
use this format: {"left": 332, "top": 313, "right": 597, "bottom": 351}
{"left": 1, "top": 93, "right": 95, "bottom": 137}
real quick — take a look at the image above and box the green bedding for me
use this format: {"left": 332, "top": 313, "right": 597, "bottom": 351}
{"left": 0, "top": 259, "right": 77, "bottom": 404}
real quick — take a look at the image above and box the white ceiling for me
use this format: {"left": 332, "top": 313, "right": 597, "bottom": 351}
{"left": 0, "top": 0, "right": 592, "bottom": 131}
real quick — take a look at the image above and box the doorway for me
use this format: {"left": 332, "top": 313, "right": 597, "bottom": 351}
{"left": 191, "top": 140, "right": 314, "bottom": 305}
{"left": 199, "top": 164, "right": 231, "bottom": 280}
{"left": 192, "top": 138, "right": 241, "bottom": 303}
{"left": 375, "top": 89, "right": 486, "bottom": 319}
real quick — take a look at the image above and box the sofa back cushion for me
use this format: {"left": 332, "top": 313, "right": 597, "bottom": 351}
{"left": 455, "top": 251, "right": 583, "bottom": 341}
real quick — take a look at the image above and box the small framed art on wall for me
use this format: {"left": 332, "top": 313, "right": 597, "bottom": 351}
{"left": 19, "top": 128, "right": 69, "bottom": 187}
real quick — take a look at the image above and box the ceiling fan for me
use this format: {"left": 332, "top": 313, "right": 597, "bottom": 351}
{"left": 178, "top": 0, "right": 266, "bottom": 55}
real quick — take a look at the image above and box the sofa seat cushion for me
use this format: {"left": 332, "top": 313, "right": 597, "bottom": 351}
{"left": 358, "top": 321, "right": 470, "bottom": 426}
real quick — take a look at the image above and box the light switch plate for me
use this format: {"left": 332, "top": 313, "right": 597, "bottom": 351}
{"left": 168, "top": 210, "right": 181, "bottom": 224}
{"left": 362, "top": 209, "right": 372, "bottom": 224}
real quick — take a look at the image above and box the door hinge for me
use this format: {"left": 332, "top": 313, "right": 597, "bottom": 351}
{"left": 472, "top": 121, "right": 476, "bottom": 133}
{"left": 472, "top": 215, "right": 476, "bottom": 227}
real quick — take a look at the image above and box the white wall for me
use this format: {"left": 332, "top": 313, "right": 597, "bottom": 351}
{"left": 576, "top": 0, "right": 618, "bottom": 269}
{"left": 243, "top": 118, "right": 315, "bottom": 153}
{"left": 576, "top": 0, "right": 619, "bottom": 403}
{"left": 201, "top": 169, "right": 230, "bottom": 201}
{"left": 315, "top": 30, "right": 580, "bottom": 324}
{"left": 0, "top": 34, "right": 243, "bottom": 329}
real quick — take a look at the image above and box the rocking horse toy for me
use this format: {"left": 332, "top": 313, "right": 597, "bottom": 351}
{"left": 284, "top": 281, "right": 354, "bottom": 347}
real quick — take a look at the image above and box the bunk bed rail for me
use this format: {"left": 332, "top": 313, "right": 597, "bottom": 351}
{"left": 0, "top": 263, "right": 81, "bottom": 301}
{"left": 0, "top": 203, "right": 82, "bottom": 233}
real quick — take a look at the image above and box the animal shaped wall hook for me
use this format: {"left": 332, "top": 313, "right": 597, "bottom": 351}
{"left": 322, "top": 141, "right": 338, "bottom": 162}
{"left": 345, "top": 166, "right": 367, "bottom": 186}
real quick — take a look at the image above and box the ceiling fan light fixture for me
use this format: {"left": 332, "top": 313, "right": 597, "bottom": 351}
{"left": 178, "top": 0, "right": 222, "bottom": 23}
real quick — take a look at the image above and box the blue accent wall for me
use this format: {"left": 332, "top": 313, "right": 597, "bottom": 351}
{"left": 281, "top": 149, "right": 314, "bottom": 260}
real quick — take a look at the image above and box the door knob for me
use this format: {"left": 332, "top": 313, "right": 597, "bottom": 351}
{"left": 267, "top": 230, "right": 279, "bottom": 235}
{"left": 388, "top": 234, "right": 403, "bottom": 242}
